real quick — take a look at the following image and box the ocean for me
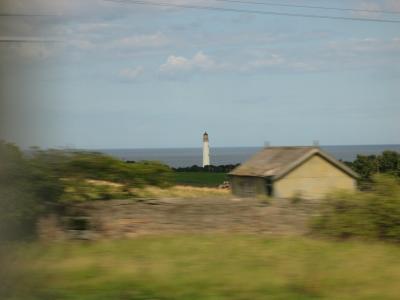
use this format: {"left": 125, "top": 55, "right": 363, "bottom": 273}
{"left": 99, "top": 145, "right": 400, "bottom": 168}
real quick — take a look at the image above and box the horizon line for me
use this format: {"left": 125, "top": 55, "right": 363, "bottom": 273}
{"left": 41, "top": 143, "right": 400, "bottom": 151}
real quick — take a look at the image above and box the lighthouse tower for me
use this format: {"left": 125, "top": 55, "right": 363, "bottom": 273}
{"left": 202, "top": 132, "right": 210, "bottom": 167}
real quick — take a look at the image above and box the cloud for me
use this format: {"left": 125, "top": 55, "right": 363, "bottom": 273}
{"left": 0, "top": 0, "right": 170, "bottom": 63}
{"left": 58, "top": 32, "right": 170, "bottom": 59}
{"left": 118, "top": 66, "right": 144, "bottom": 81}
{"left": 237, "top": 53, "right": 320, "bottom": 73}
{"left": 354, "top": 1, "right": 383, "bottom": 18}
{"left": 327, "top": 37, "right": 400, "bottom": 55}
{"left": 67, "top": 39, "right": 96, "bottom": 50}
{"left": 159, "top": 51, "right": 218, "bottom": 74}
{"left": 354, "top": 0, "right": 400, "bottom": 18}
{"left": 241, "top": 54, "right": 285, "bottom": 71}
{"left": 158, "top": 51, "right": 319, "bottom": 77}
{"left": 74, "top": 22, "right": 114, "bottom": 33}
{"left": 307, "top": 36, "right": 400, "bottom": 70}
{"left": 110, "top": 32, "right": 169, "bottom": 50}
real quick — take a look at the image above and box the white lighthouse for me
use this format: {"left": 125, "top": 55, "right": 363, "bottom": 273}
{"left": 202, "top": 132, "right": 210, "bottom": 167}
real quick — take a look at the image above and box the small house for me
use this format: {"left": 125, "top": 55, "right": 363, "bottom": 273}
{"left": 229, "top": 146, "right": 358, "bottom": 199}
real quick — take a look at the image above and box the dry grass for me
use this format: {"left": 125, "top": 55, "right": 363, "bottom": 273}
{"left": 62, "top": 178, "right": 231, "bottom": 200}
{"left": 85, "top": 179, "right": 124, "bottom": 188}
{"left": 60, "top": 178, "right": 133, "bottom": 202}
{"left": 131, "top": 185, "right": 231, "bottom": 199}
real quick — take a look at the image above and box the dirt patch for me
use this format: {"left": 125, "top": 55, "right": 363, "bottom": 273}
{"left": 39, "top": 197, "right": 321, "bottom": 240}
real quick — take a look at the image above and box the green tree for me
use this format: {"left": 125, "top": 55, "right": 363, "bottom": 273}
{"left": 345, "top": 151, "right": 400, "bottom": 189}
{"left": 378, "top": 151, "right": 400, "bottom": 177}
{"left": 348, "top": 155, "right": 379, "bottom": 181}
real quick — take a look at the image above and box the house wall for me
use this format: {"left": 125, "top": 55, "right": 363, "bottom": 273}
{"left": 274, "top": 154, "right": 356, "bottom": 199}
{"left": 230, "top": 176, "right": 266, "bottom": 197}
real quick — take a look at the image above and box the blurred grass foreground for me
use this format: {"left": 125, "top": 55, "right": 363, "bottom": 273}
{"left": 0, "top": 235, "right": 400, "bottom": 300}
{"left": 1, "top": 236, "right": 400, "bottom": 300}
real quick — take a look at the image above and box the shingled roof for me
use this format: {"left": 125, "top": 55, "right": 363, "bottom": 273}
{"left": 229, "top": 146, "right": 358, "bottom": 180}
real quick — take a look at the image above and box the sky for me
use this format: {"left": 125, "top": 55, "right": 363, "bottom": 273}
{"left": 0, "top": 0, "right": 399, "bottom": 149}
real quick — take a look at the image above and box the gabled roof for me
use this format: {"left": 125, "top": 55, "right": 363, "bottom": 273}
{"left": 229, "top": 146, "right": 359, "bottom": 180}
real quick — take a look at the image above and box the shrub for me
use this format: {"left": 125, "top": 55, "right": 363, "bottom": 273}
{"left": 60, "top": 179, "right": 134, "bottom": 202}
{"left": 29, "top": 150, "right": 174, "bottom": 188}
{"left": 0, "top": 142, "right": 174, "bottom": 240}
{"left": 311, "top": 174, "right": 400, "bottom": 242}
{"left": 0, "top": 141, "right": 63, "bottom": 240}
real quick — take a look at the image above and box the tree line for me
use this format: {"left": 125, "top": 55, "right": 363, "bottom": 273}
{"left": 172, "top": 164, "right": 240, "bottom": 173}
{"left": 343, "top": 150, "right": 400, "bottom": 187}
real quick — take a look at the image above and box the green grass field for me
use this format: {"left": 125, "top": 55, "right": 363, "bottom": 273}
{"left": 2, "top": 235, "right": 400, "bottom": 300}
{"left": 173, "top": 172, "right": 228, "bottom": 187}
